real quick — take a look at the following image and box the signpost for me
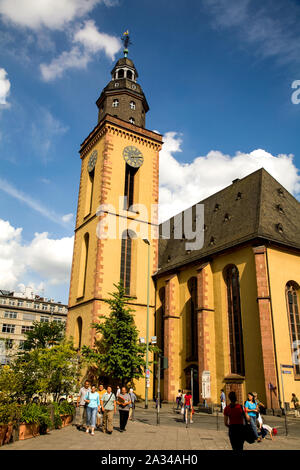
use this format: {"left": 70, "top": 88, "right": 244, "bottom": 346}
{"left": 280, "top": 364, "right": 294, "bottom": 436}
{"left": 202, "top": 371, "right": 211, "bottom": 407}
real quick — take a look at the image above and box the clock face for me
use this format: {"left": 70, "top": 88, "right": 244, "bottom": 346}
{"left": 87, "top": 150, "right": 97, "bottom": 173}
{"left": 123, "top": 146, "right": 144, "bottom": 168}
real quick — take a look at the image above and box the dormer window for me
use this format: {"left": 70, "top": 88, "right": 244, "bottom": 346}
{"left": 130, "top": 101, "right": 136, "bottom": 110}
{"left": 112, "top": 99, "right": 119, "bottom": 108}
{"left": 129, "top": 117, "right": 135, "bottom": 124}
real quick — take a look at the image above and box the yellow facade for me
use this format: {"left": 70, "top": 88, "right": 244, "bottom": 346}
{"left": 155, "top": 243, "right": 300, "bottom": 408}
{"left": 67, "top": 117, "right": 162, "bottom": 399}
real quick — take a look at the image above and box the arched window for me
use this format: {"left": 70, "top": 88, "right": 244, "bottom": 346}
{"left": 112, "top": 99, "right": 119, "bottom": 108}
{"left": 76, "top": 317, "right": 83, "bottom": 350}
{"left": 225, "top": 265, "right": 245, "bottom": 375}
{"left": 84, "top": 166, "right": 94, "bottom": 217}
{"left": 187, "top": 277, "right": 198, "bottom": 360}
{"left": 127, "top": 70, "right": 133, "bottom": 80}
{"left": 286, "top": 282, "right": 300, "bottom": 376}
{"left": 124, "top": 164, "right": 137, "bottom": 211}
{"left": 130, "top": 101, "right": 136, "bottom": 110}
{"left": 77, "top": 233, "right": 89, "bottom": 298}
{"left": 120, "top": 230, "right": 135, "bottom": 295}
{"left": 118, "top": 69, "right": 124, "bottom": 79}
{"left": 129, "top": 117, "right": 135, "bottom": 124}
{"left": 157, "top": 287, "right": 165, "bottom": 356}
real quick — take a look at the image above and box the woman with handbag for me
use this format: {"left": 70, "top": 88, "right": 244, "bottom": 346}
{"left": 224, "top": 391, "right": 249, "bottom": 452}
{"left": 85, "top": 384, "right": 101, "bottom": 435}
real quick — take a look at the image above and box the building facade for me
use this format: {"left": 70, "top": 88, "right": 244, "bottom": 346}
{"left": 0, "top": 287, "right": 67, "bottom": 364}
{"left": 155, "top": 169, "right": 300, "bottom": 410}
{"left": 67, "top": 48, "right": 300, "bottom": 409}
{"left": 66, "top": 53, "right": 162, "bottom": 398}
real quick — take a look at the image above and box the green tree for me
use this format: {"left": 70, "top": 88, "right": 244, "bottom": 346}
{"left": 13, "top": 339, "right": 80, "bottom": 402}
{"left": 82, "top": 282, "right": 159, "bottom": 386}
{"left": 22, "top": 320, "right": 65, "bottom": 350}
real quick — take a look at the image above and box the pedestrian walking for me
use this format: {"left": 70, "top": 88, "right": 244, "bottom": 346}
{"left": 85, "top": 384, "right": 101, "bottom": 436}
{"left": 116, "top": 386, "right": 121, "bottom": 398}
{"left": 128, "top": 388, "right": 137, "bottom": 420}
{"left": 291, "top": 393, "right": 300, "bottom": 417}
{"left": 76, "top": 380, "right": 90, "bottom": 430}
{"left": 244, "top": 392, "right": 261, "bottom": 442}
{"left": 101, "top": 385, "right": 116, "bottom": 434}
{"left": 183, "top": 390, "right": 193, "bottom": 424}
{"left": 97, "top": 383, "right": 107, "bottom": 428}
{"left": 176, "top": 390, "right": 182, "bottom": 410}
{"left": 117, "top": 386, "right": 131, "bottom": 432}
{"left": 224, "top": 391, "right": 249, "bottom": 452}
{"left": 220, "top": 389, "right": 226, "bottom": 413}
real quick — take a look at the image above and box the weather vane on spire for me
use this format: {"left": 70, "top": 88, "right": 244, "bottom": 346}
{"left": 121, "top": 30, "right": 132, "bottom": 58}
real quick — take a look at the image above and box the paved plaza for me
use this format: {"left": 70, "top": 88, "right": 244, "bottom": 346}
{"left": 2, "top": 404, "right": 300, "bottom": 451}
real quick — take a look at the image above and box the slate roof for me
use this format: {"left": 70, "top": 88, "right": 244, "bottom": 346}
{"left": 157, "top": 168, "right": 300, "bottom": 275}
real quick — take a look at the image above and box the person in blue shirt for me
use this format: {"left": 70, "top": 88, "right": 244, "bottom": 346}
{"left": 244, "top": 392, "right": 261, "bottom": 442}
{"left": 85, "top": 384, "right": 100, "bottom": 435}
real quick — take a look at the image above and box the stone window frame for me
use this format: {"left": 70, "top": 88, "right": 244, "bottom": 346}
{"left": 224, "top": 264, "right": 245, "bottom": 376}
{"left": 285, "top": 281, "right": 300, "bottom": 378}
{"left": 112, "top": 99, "right": 119, "bottom": 108}
{"left": 2, "top": 323, "right": 16, "bottom": 334}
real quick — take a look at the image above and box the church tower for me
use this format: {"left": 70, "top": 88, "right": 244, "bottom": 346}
{"left": 67, "top": 34, "right": 162, "bottom": 398}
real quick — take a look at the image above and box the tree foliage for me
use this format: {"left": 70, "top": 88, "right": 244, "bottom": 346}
{"left": 22, "top": 320, "right": 65, "bottom": 350}
{"left": 82, "top": 282, "right": 159, "bottom": 386}
{"left": 13, "top": 339, "right": 79, "bottom": 402}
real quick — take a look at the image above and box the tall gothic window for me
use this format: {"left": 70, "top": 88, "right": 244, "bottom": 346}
{"left": 124, "top": 164, "right": 137, "bottom": 210}
{"left": 120, "top": 230, "right": 135, "bottom": 295}
{"left": 225, "top": 265, "right": 245, "bottom": 375}
{"left": 187, "top": 277, "right": 198, "bottom": 360}
{"left": 84, "top": 168, "right": 94, "bottom": 217}
{"left": 157, "top": 287, "right": 165, "bottom": 378}
{"left": 77, "top": 233, "right": 89, "bottom": 298}
{"left": 286, "top": 282, "right": 300, "bottom": 376}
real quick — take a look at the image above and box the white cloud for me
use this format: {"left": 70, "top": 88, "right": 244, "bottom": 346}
{"left": 0, "top": 177, "right": 70, "bottom": 226}
{"left": 40, "top": 21, "right": 121, "bottom": 81}
{"left": 159, "top": 132, "right": 300, "bottom": 222}
{"left": 0, "top": 218, "right": 73, "bottom": 292}
{"left": 61, "top": 213, "right": 74, "bottom": 224}
{"left": 0, "top": 0, "right": 109, "bottom": 30}
{"left": 74, "top": 19, "right": 121, "bottom": 56}
{"left": 30, "top": 107, "right": 68, "bottom": 159}
{"left": 40, "top": 46, "right": 90, "bottom": 81}
{"left": 0, "top": 68, "right": 10, "bottom": 105}
{"left": 203, "top": 0, "right": 300, "bottom": 66}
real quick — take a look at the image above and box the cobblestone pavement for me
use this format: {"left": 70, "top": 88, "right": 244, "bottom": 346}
{"left": 2, "top": 404, "right": 300, "bottom": 451}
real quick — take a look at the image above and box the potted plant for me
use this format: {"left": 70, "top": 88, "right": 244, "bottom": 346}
{"left": 58, "top": 401, "right": 74, "bottom": 427}
{"left": 19, "top": 403, "right": 51, "bottom": 440}
{"left": 0, "top": 404, "right": 9, "bottom": 446}
{"left": 3, "top": 403, "right": 20, "bottom": 445}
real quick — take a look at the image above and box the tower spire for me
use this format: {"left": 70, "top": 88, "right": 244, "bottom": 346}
{"left": 121, "top": 30, "right": 132, "bottom": 58}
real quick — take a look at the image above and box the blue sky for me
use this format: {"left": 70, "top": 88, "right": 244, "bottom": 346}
{"left": 0, "top": 0, "right": 299, "bottom": 303}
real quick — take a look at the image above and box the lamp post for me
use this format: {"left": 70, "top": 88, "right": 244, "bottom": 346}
{"left": 143, "top": 238, "right": 150, "bottom": 409}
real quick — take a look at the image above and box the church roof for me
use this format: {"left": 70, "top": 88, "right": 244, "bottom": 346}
{"left": 157, "top": 168, "right": 300, "bottom": 275}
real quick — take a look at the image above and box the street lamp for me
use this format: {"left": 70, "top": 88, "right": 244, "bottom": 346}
{"left": 143, "top": 238, "right": 150, "bottom": 409}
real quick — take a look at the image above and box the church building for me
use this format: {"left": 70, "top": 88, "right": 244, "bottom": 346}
{"left": 67, "top": 41, "right": 300, "bottom": 411}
